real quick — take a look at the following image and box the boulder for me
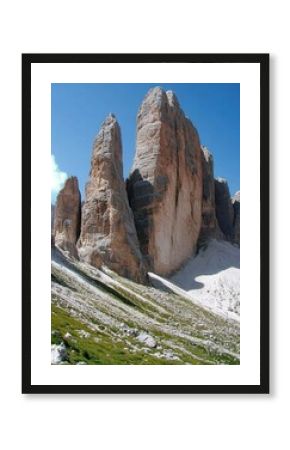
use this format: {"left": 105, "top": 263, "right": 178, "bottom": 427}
{"left": 53, "top": 176, "right": 81, "bottom": 258}
{"left": 127, "top": 87, "right": 203, "bottom": 275}
{"left": 77, "top": 114, "right": 146, "bottom": 283}
{"left": 136, "top": 332, "right": 157, "bottom": 348}
{"left": 215, "top": 178, "right": 234, "bottom": 240}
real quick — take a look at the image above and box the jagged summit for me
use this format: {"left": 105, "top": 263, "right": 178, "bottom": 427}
{"left": 143, "top": 87, "right": 180, "bottom": 108}
{"left": 144, "top": 86, "right": 164, "bottom": 99}
{"left": 52, "top": 86, "right": 240, "bottom": 282}
{"left": 103, "top": 112, "right": 116, "bottom": 123}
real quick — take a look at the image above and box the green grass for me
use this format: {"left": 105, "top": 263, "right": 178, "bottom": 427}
{"left": 51, "top": 255, "right": 240, "bottom": 365}
{"left": 52, "top": 304, "right": 184, "bottom": 365}
{"left": 51, "top": 301, "right": 239, "bottom": 365}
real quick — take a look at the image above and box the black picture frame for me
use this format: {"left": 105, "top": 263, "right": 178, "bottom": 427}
{"left": 22, "top": 53, "right": 269, "bottom": 394}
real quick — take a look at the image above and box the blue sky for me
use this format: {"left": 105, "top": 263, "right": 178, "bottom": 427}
{"left": 51, "top": 83, "right": 240, "bottom": 202}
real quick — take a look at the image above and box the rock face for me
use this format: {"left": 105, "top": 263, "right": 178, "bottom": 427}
{"left": 53, "top": 177, "right": 81, "bottom": 257}
{"left": 127, "top": 87, "right": 203, "bottom": 276}
{"left": 51, "top": 204, "right": 55, "bottom": 231}
{"left": 77, "top": 114, "right": 146, "bottom": 283}
{"left": 52, "top": 87, "right": 240, "bottom": 282}
{"left": 51, "top": 204, "right": 55, "bottom": 247}
{"left": 199, "top": 146, "right": 222, "bottom": 242}
{"left": 215, "top": 178, "right": 234, "bottom": 240}
{"left": 232, "top": 191, "right": 240, "bottom": 245}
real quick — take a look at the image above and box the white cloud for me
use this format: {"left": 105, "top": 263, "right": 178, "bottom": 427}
{"left": 51, "top": 154, "right": 67, "bottom": 201}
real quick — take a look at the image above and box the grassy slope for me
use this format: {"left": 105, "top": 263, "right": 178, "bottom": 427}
{"left": 51, "top": 251, "right": 240, "bottom": 365}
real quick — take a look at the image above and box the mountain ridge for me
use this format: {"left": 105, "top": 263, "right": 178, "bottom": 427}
{"left": 52, "top": 87, "right": 240, "bottom": 282}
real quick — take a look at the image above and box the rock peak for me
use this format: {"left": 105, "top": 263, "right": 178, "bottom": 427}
{"left": 78, "top": 116, "right": 146, "bottom": 282}
{"left": 100, "top": 113, "right": 117, "bottom": 129}
{"left": 146, "top": 86, "right": 165, "bottom": 96}
{"left": 128, "top": 87, "right": 203, "bottom": 275}
{"left": 53, "top": 176, "right": 81, "bottom": 258}
{"left": 65, "top": 176, "right": 79, "bottom": 191}
{"left": 92, "top": 114, "right": 123, "bottom": 179}
{"left": 142, "top": 86, "right": 167, "bottom": 108}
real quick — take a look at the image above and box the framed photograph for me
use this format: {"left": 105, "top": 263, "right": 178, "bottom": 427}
{"left": 22, "top": 53, "right": 269, "bottom": 394}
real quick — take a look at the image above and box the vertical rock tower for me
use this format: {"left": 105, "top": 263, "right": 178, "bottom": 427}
{"left": 53, "top": 176, "right": 81, "bottom": 258}
{"left": 127, "top": 87, "right": 203, "bottom": 275}
{"left": 232, "top": 191, "right": 240, "bottom": 245}
{"left": 215, "top": 178, "right": 234, "bottom": 240}
{"left": 77, "top": 114, "right": 146, "bottom": 283}
{"left": 199, "top": 146, "right": 222, "bottom": 242}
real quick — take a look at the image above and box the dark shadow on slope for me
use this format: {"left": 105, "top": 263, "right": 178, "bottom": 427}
{"left": 150, "top": 240, "right": 240, "bottom": 293}
{"left": 172, "top": 240, "right": 240, "bottom": 291}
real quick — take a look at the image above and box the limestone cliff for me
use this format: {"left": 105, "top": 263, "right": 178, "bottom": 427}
{"left": 53, "top": 177, "right": 81, "bottom": 258}
{"left": 127, "top": 87, "right": 203, "bottom": 276}
{"left": 199, "top": 146, "right": 223, "bottom": 242}
{"left": 77, "top": 114, "right": 146, "bottom": 283}
{"left": 215, "top": 178, "right": 234, "bottom": 241}
{"left": 232, "top": 191, "right": 240, "bottom": 245}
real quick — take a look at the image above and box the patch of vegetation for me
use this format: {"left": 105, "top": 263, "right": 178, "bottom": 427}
{"left": 51, "top": 304, "right": 182, "bottom": 365}
{"left": 51, "top": 272, "right": 76, "bottom": 291}
{"left": 51, "top": 257, "right": 240, "bottom": 365}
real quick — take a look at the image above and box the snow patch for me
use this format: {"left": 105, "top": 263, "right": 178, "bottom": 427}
{"left": 150, "top": 240, "right": 240, "bottom": 321}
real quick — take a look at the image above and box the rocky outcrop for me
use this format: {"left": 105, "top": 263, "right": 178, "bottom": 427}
{"left": 53, "top": 177, "right": 81, "bottom": 258}
{"left": 51, "top": 204, "right": 55, "bottom": 247}
{"left": 52, "top": 86, "right": 240, "bottom": 282}
{"left": 127, "top": 87, "right": 203, "bottom": 276}
{"left": 77, "top": 114, "right": 146, "bottom": 283}
{"left": 232, "top": 191, "right": 240, "bottom": 245}
{"left": 199, "top": 146, "right": 222, "bottom": 242}
{"left": 215, "top": 178, "right": 234, "bottom": 240}
{"left": 51, "top": 204, "right": 55, "bottom": 231}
